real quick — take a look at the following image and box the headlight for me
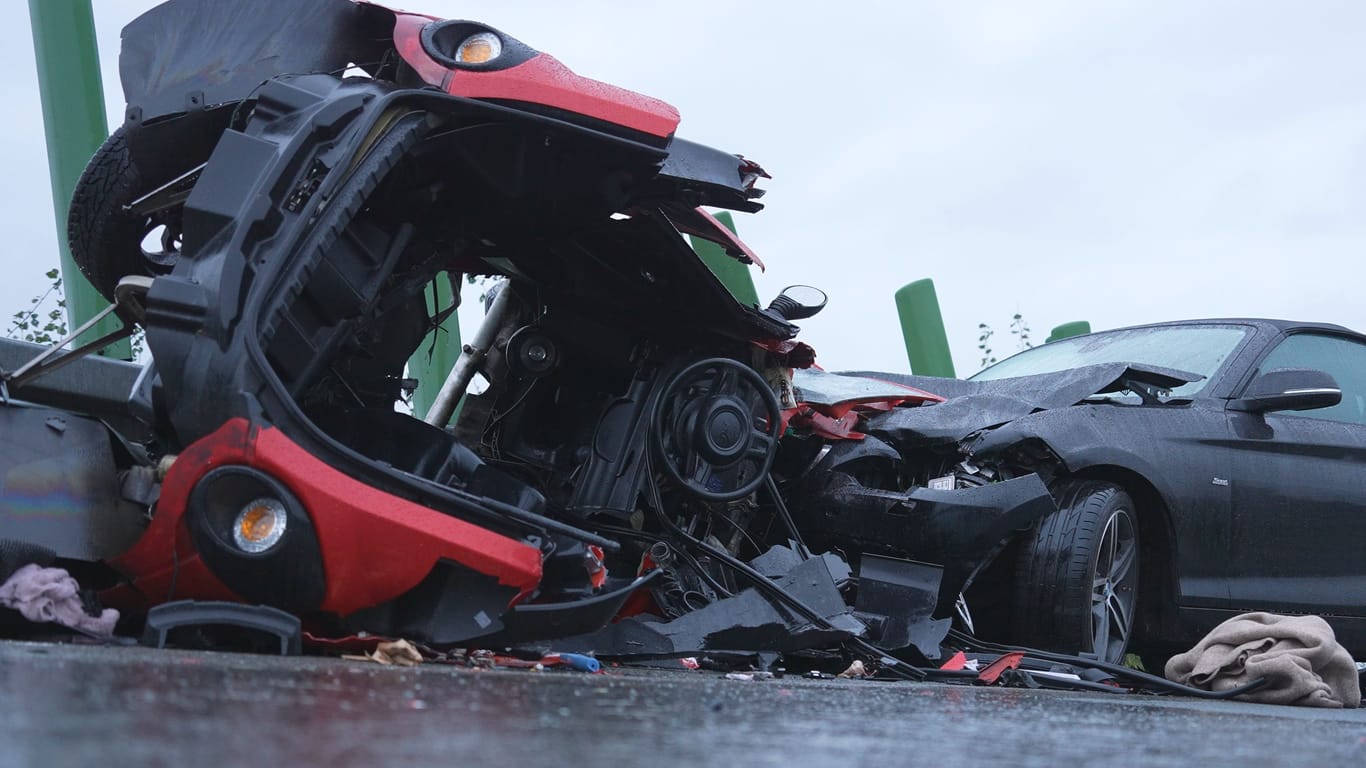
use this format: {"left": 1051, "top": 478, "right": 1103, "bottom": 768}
{"left": 456, "top": 32, "right": 502, "bottom": 65}
{"left": 232, "top": 498, "right": 288, "bottom": 554}
{"left": 186, "top": 465, "right": 325, "bottom": 611}
{"left": 422, "top": 22, "right": 532, "bottom": 71}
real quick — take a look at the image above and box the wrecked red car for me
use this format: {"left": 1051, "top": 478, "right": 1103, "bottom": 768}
{"left": 6, "top": 1, "right": 1355, "bottom": 701}
{"left": 1, "top": 0, "right": 1059, "bottom": 669}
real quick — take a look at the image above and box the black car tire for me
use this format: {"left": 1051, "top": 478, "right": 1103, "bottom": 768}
{"left": 1011, "top": 480, "right": 1140, "bottom": 663}
{"left": 67, "top": 126, "right": 181, "bottom": 300}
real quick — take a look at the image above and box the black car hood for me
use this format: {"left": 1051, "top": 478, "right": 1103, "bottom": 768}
{"left": 842, "top": 363, "right": 1202, "bottom": 446}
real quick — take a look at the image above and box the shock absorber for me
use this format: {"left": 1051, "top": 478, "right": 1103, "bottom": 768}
{"left": 424, "top": 282, "right": 517, "bottom": 427}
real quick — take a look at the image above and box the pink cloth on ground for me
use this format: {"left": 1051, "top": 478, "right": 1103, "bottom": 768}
{"left": 0, "top": 564, "right": 119, "bottom": 637}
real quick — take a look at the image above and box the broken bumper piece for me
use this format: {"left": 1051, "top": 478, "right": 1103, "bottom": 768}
{"left": 792, "top": 473, "right": 1058, "bottom": 655}
{"left": 536, "top": 552, "right": 867, "bottom": 658}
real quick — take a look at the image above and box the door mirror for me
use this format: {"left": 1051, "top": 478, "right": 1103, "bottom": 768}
{"left": 1229, "top": 368, "right": 1341, "bottom": 413}
{"left": 765, "top": 285, "right": 827, "bottom": 321}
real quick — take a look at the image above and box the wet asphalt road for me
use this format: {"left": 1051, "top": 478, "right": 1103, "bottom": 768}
{"left": 1, "top": 641, "right": 1362, "bottom": 767}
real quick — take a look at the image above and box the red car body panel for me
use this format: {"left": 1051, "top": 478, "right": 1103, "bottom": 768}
{"left": 390, "top": 12, "right": 680, "bottom": 138}
{"left": 693, "top": 207, "right": 765, "bottom": 270}
{"left": 391, "top": 13, "right": 451, "bottom": 87}
{"left": 109, "top": 418, "right": 543, "bottom": 616}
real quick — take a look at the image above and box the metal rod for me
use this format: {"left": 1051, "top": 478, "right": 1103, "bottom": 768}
{"left": 5, "top": 302, "right": 121, "bottom": 383}
{"left": 423, "top": 281, "right": 515, "bottom": 427}
{"left": 4, "top": 276, "right": 149, "bottom": 388}
{"left": 6, "top": 325, "right": 135, "bottom": 390}
{"left": 125, "top": 163, "right": 206, "bottom": 216}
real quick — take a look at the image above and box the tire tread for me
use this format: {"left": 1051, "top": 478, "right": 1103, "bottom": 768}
{"left": 67, "top": 126, "right": 142, "bottom": 300}
{"left": 1011, "top": 480, "right": 1131, "bottom": 656}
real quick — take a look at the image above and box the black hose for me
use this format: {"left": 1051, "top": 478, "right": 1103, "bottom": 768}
{"left": 591, "top": 522, "right": 734, "bottom": 599}
{"left": 765, "top": 474, "right": 811, "bottom": 559}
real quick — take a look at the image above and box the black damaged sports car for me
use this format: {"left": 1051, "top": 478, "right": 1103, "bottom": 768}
{"left": 799, "top": 318, "right": 1366, "bottom": 666}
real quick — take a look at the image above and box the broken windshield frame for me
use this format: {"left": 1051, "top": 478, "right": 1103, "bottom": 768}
{"left": 970, "top": 324, "right": 1253, "bottom": 399}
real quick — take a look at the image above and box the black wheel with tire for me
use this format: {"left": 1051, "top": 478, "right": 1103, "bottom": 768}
{"left": 67, "top": 126, "right": 186, "bottom": 300}
{"left": 1011, "top": 480, "right": 1140, "bottom": 663}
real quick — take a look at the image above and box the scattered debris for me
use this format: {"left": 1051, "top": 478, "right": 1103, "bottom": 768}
{"left": 466, "top": 649, "right": 497, "bottom": 670}
{"left": 938, "top": 651, "right": 968, "bottom": 671}
{"left": 837, "top": 660, "right": 869, "bottom": 679}
{"left": 542, "top": 549, "right": 868, "bottom": 658}
{"left": 976, "top": 652, "right": 1025, "bottom": 685}
{"left": 343, "top": 639, "right": 424, "bottom": 667}
{"left": 543, "top": 653, "right": 601, "bottom": 673}
{"left": 724, "top": 671, "right": 775, "bottom": 682}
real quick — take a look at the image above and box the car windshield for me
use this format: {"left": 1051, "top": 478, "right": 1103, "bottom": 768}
{"left": 970, "top": 325, "right": 1251, "bottom": 398}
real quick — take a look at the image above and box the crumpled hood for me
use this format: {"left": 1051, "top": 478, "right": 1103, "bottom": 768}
{"left": 841, "top": 362, "right": 1201, "bottom": 446}
{"left": 120, "top": 0, "right": 393, "bottom": 122}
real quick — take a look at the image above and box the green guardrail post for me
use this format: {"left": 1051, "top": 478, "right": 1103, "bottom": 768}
{"left": 1046, "top": 321, "right": 1092, "bottom": 343}
{"left": 28, "top": 0, "right": 129, "bottom": 358}
{"left": 689, "top": 211, "right": 759, "bottom": 307}
{"left": 408, "top": 272, "right": 462, "bottom": 422}
{"left": 894, "top": 278, "right": 956, "bottom": 378}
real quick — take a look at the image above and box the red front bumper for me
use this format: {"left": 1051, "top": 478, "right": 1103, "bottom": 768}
{"left": 108, "top": 418, "right": 543, "bottom": 616}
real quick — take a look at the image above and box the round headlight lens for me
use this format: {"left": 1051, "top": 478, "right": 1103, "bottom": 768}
{"left": 232, "top": 498, "right": 288, "bottom": 554}
{"left": 456, "top": 31, "right": 502, "bottom": 65}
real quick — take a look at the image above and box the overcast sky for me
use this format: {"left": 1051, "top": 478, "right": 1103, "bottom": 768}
{"left": 3, "top": 1, "right": 1364, "bottom": 375}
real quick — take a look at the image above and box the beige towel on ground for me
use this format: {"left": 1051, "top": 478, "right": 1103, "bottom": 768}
{"left": 1165, "top": 612, "right": 1360, "bottom": 708}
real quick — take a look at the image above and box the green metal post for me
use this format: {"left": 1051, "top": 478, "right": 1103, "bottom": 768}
{"left": 689, "top": 211, "right": 759, "bottom": 307}
{"left": 894, "top": 278, "right": 956, "bottom": 378}
{"left": 408, "top": 272, "right": 462, "bottom": 422}
{"left": 1046, "top": 321, "right": 1092, "bottom": 343}
{"left": 28, "top": 0, "right": 129, "bottom": 358}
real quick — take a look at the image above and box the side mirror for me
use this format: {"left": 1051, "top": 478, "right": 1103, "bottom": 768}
{"left": 1229, "top": 368, "right": 1341, "bottom": 413}
{"left": 765, "top": 285, "right": 827, "bottom": 321}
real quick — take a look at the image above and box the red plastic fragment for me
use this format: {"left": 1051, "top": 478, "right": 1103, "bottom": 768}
{"left": 692, "top": 207, "right": 764, "bottom": 270}
{"left": 301, "top": 632, "right": 388, "bottom": 653}
{"left": 752, "top": 339, "right": 816, "bottom": 370}
{"left": 939, "top": 651, "right": 969, "bottom": 671}
{"left": 586, "top": 545, "right": 607, "bottom": 590}
{"left": 977, "top": 651, "right": 1026, "bottom": 684}
{"left": 787, "top": 406, "right": 865, "bottom": 441}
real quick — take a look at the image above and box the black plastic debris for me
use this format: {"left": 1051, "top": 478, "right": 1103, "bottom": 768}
{"left": 542, "top": 550, "right": 865, "bottom": 657}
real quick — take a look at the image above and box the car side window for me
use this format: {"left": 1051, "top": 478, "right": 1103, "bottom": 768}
{"left": 1254, "top": 333, "right": 1366, "bottom": 425}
